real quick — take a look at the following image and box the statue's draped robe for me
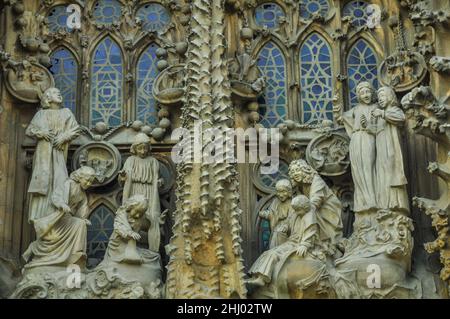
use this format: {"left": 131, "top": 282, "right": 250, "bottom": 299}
{"left": 23, "top": 179, "right": 88, "bottom": 269}
{"left": 342, "top": 103, "right": 377, "bottom": 212}
{"left": 259, "top": 197, "right": 291, "bottom": 248}
{"left": 26, "top": 108, "right": 79, "bottom": 223}
{"left": 249, "top": 210, "right": 318, "bottom": 282}
{"left": 101, "top": 209, "right": 160, "bottom": 265}
{"left": 122, "top": 156, "right": 160, "bottom": 252}
{"left": 375, "top": 107, "right": 409, "bottom": 212}
{"left": 301, "top": 175, "right": 343, "bottom": 246}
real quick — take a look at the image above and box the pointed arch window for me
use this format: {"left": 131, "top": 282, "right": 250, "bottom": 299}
{"left": 136, "top": 43, "right": 160, "bottom": 125}
{"left": 90, "top": 37, "right": 123, "bottom": 126}
{"left": 257, "top": 42, "right": 287, "bottom": 128}
{"left": 49, "top": 48, "right": 78, "bottom": 114}
{"left": 347, "top": 39, "right": 378, "bottom": 107}
{"left": 300, "top": 33, "right": 333, "bottom": 124}
{"left": 87, "top": 204, "right": 115, "bottom": 268}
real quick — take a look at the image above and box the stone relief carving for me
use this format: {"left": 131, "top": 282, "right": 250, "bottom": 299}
{"left": 0, "top": 52, "right": 54, "bottom": 103}
{"left": 72, "top": 141, "right": 122, "bottom": 187}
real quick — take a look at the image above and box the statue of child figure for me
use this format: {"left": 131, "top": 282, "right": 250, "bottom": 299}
{"left": 259, "top": 179, "right": 293, "bottom": 249}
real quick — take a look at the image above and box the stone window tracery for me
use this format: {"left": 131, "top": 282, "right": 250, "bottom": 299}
{"left": 49, "top": 48, "right": 78, "bottom": 114}
{"left": 90, "top": 37, "right": 124, "bottom": 126}
{"left": 254, "top": 3, "right": 285, "bottom": 29}
{"left": 343, "top": 0, "right": 370, "bottom": 27}
{"left": 136, "top": 3, "right": 171, "bottom": 32}
{"left": 92, "top": 0, "right": 123, "bottom": 26}
{"left": 347, "top": 39, "right": 379, "bottom": 107}
{"left": 300, "top": 33, "right": 333, "bottom": 124}
{"left": 47, "top": 5, "right": 72, "bottom": 33}
{"left": 299, "top": 0, "right": 330, "bottom": 20}
{"left": 87, "top": 204, "right": 115, "bottom": 269}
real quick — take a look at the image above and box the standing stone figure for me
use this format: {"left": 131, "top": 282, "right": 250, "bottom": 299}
{"left": 119, "top": 133, "right": 162, "bottom": 252}
{"left": 341, "top": 82, "right": 378, "bottom": 213}
{"left": 26, "top": 87, "right": 80, "bottom": 224}
{"left": 288, "top": 160, "right": 343, "bottom": 248}
{"left": 372, "top": 86, "right": 409, "bottom": 212}
{"left": 23, "top": 166, "right": 96, "bottom": 270}
{"left": 259, "top": 179, "right": 293, "bottom": 249}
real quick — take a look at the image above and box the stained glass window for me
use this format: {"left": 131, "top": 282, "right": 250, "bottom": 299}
{"left": 137, "top": 3, "right": 170, "bottom": 32}
{"left": 255, "top": 3, "right": 285, "bottom": 29}
{"left": 47, "top": 5, "right": 71, "bottom": 33}
{"left": 259, "top": 160, "right": 289, "bottom": 189}
{"left": 90, "top": 37, "right": 123, "bottom": 126}
{"left": 300, "top": 0, "right": 330, "bottom": 20}
{"left": 257, "top": 42, "right": 287, "bottom": 128}
{"left": 136, "top": 43, "right": 159, "bottom": 125}
{"left": 261, "top": 219, "right": 271, "bottom": 251}
{"left": 49, "top": 48, "right": 78, "bottom": 114}
{"left": 347, "top": 39, "right": 378, "bottom": 107}
{"left": 300, "top": 33, "right": 333, "bottom": 124}
{"left": 87, "top": 205, "right": 115, "bottom": 268}
{"left": 343, "top": 1, "right": 369, "bottom": 27}
{"left": 93, "top": 0, "right": 122, "bottom": 25}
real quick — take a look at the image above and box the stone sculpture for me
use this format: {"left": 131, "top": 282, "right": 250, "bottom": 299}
{"left": 340, "top": 82, "right": 378, "bottom": 213}
{"left": 372, "top": 86, "right": 409, "bottom": 213}
{"left": 288, "top": 159, "right": 343, "bottom": 248}
{"left": 258, "top": 179, "right": 292, "bottom": 249}
{"left": 97, "top": 195, "right": 162, "bottom": 298}
{"left": 119, "top": 133, "right": 162, "bottom": 252}
{"left": 26, "top": 87, "right": 81, "bottom": 225}
{"left": 22, "top": 166, "right": 96, "bottom": 271}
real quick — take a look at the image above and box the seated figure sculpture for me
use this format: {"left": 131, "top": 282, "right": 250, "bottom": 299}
{"left": 248, "top": 195, "right": 333, "bottom": 298}
{"left": 259, "top": 179, "right": 293, "bottom": 249}
{"left": 97, "top": 195, "right": 162, "bottom": 297}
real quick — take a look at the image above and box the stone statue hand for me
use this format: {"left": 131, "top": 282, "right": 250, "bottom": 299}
{"left": 58, "top": 203, "right": 71, "bottom": 214}
{"left": 53, "top": 134, "right": 67, "bottom": 150}
{"left": 83, "top": 219, "right": 91, "bottom": 226}
{"left": 36, "top": 129, "right": 54, "bottom": 141}
{"left": 130, "top": 232, "right": 141, "bottom": 241}
{"left": 296, "top": 245, "right": 308, "bottom": 257}
{"left": 159, "top": 209, "right": 169, "bottom": 225}
{"left": 371, "top": 109, "right": 384, "bottom": 119}
{"left": 158, "top": 178, "right": 164, "bottom": 188}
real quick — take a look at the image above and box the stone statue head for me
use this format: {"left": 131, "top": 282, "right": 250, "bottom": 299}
{"left": 40, "top": 87, "right": 63, "bottom": 109}
{"left": 377, "top": 86, "right": 399, "bottom": 109}
{"left": 356, "top": 81, "right": 376, "bottom": 105}
{"left": 291, "top": 195, "right": 311, "bottom": 216}
{"left": 275, "top": 179, "right": 292, "bottom": 202}
{"left": 70, "top": 166, "right": 96, "bottom": 190}
{"left": 130, "top": 133, "right": 151, "bottom": 158}
{"left": 123, "top": 194, "right": 148, "bottom": 219}
{"left": 289, "top": 159, "right": 316, "bottom": 185}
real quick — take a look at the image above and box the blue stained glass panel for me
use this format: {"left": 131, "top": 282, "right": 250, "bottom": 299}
{"left": 347, "top": 39, "right": 378, "bottom": 107}
{"left": 343, "top": 1, "right": 369, "bottom": 27}
{"left": 261, "top": 219, "right": 271, "bottom": 251}
{"left": 137, "top": 3, "right": 170, "bottom": 31}
{"left": 90, "top": 37, "right": 123, "bottom": 126}
{"left": 260, "top": 160, "right": 289, "bottom": 189}
{"left": 93, "top": 0, "right": 122, "bottom": 25}
{"left": 136, "top": 43, "right": 159, "bottom": 125}
{"left": 87, "top": 205, "right": 114, "bottom": 268}
{"left": 300, "top": 33, "right": 333, "bottom": 124}
{"left": 47, "top": 5, "right": 72, "bottom": 33}
{"left": 257, "top": 42, "right": 287, "bottom": 128}
{"left": 300, "top": 0, "right": 330, "bottom": 20}
{"left": 255, "top": 3, "right": 285, "bottom": 29}
{"left": 49, "top": 48, "right": 78, "bottom": 114}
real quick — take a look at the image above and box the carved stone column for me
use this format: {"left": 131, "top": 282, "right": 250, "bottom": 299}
{"left": 165, "top": 0, "right": 247, "bottom": 299}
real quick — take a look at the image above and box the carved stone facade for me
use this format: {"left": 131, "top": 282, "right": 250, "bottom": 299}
{"left": 0, "top": 0, "right": 449, "bottom": 299}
